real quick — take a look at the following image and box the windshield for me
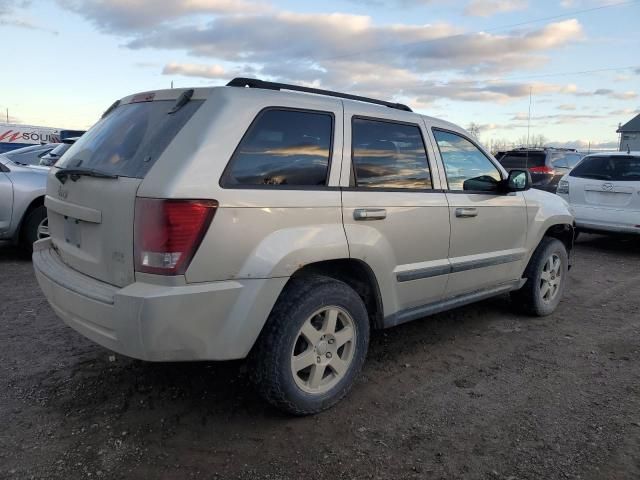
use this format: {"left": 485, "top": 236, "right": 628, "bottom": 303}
{"left": 57, "top": 99, "right": 203, "bottom": 178}
{"left": 570, "top": 155, "right": 640, "bottom": 181}
{"left": 4, "top": 144, "right": 56, "bottom": 166}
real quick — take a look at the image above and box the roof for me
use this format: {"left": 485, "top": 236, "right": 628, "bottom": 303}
{"left": 617, "top": 113, "right": 640, "bottom": 132}
{"left": 583, "top": 151, "right": 640, "bottom": 158}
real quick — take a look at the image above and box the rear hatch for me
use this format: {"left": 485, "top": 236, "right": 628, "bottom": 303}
{"left": 568, "top": 155, "right": 640, "bottom": 209}
{"left": 45, "top": 90, "right": 204, "bottom": 287}
{"left": 497, "top": 151, "right": 551, "bottom": 185}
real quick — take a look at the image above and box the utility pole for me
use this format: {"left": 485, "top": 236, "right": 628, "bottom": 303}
{"left": 5, "top": 108, "right": 8, "bottom": 123}
{"left": 171, "top": 80, "right": 174, "bottom": 89}
{"left": 526, "top": 86, "right": 532, "bottom": 148}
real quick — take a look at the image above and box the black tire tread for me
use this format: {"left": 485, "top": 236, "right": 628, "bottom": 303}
{"left": 251, "top": 274, "right": 368, "bottom": 415}
{"left": 511, "top": 237, "right": 568, "bottom": 316}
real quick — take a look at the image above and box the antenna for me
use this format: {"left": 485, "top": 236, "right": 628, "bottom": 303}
{"left": 526, "top": 86, "right": 532, "bottom": 147}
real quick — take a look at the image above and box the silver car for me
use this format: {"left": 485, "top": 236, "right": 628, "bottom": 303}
{"left": 33, "top": 79, "right": 575, "bottom": 414}
{"left": 0, "top": 148, "right": 52, "bottom": 250}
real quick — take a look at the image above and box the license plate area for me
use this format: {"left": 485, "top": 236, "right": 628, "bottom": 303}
{"left": 63, "top": 216, "right": 82, "bottom": 248}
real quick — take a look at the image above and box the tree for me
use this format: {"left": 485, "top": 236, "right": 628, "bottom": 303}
{"left": 467, "top": 122, "right": 481, "bottom": 140}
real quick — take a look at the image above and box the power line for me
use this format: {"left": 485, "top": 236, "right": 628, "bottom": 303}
{"left": 495, "top": 65, "right": 640, "bottom": 82}
{"left": 317, "top": 0, "right": 639, "bottom": 63}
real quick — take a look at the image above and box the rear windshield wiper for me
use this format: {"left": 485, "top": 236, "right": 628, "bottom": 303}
{"left": 55, "top": 167, "right": 118, "bottom": 184}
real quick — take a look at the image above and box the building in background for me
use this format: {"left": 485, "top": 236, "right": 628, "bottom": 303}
{"left": 0, "top": 123, "right": 62, "bottom": 154}
{"left": 617, "top": 114, "right": 640, "bottom": 152}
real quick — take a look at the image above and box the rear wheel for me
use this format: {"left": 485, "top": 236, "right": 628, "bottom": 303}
{"left": 511, "top": 237, "right": 568, "bottom": 316}
{"left": 251, "top": 275, "right": 370, "bottom": 415}
{"left": 20, "top": 205, "right": 48, "bottom": 253}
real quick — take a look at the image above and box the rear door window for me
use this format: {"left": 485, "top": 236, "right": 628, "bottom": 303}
{"left": 57, "top": 99, "right": 203, "bottom": 178}
{"left": 223, "top": 109, "right": 333, "bottom": 187}
{"left": 351, "top": 118, "right": 432, "bottom": 189}
{"left": 570, "top": 156, "right": 640, "bottom": 181}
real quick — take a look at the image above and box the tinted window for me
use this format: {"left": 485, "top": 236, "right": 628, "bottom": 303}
{"left": 57, "top": 99, "right": 203, "bottom": 178}
{"left": 224, "top": 109, "right": 333, "bottom": 187}
{"left": 570, "top": 156, "right": 640, "bottom": 181}
{"left": 351, "top": 118, "right": 431, "bottom": 189}
{"left": 498, "top": 151, "right": 546, "bottom": 168}
{"left": 566, "top": 154, "right": 583, "bottom": 168}
{"left": 433, "top": 130, "right": 501, "bottom": 191}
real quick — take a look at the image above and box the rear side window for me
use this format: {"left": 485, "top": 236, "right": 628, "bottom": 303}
{"left": 498, "top": 151, "right": 546, "bottom": 168}
{"left": 351, "top": 118, "right": 432, "bottom": 189}
{"left": 223, "top": 109, "right": 333, "bottom": 187}
{"left": 57, "top": 99, "right": 203, "bottom": 178}
{"left": 570, "top": 156, "right": 640, "bottom": 181}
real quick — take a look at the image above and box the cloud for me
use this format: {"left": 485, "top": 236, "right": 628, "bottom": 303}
{"left": 0, "top": 0, "right": 57, "bottom": 33}
{"left": 58, "top": 3, "right": 588, "bottom": 109}
{"left": 591, "top": 88, "right": 638, "bottom": 100}
{"left": 58, "top": 0, "right": 272, "bottom": 31}
{"left": 464, "top": 0, "right": 528, "bottom": 17}
{"left": 163, "top": 62, "right": 227, "bottom": 79}
{"left": 547, "top": 139, "right": 618, "bottom": 150}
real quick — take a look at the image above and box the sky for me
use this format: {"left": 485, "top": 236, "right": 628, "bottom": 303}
{"left": 1, "top": 0, "right": 639, "bottom": 150}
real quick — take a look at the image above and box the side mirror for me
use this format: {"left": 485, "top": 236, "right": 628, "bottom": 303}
{"left": 505, "top": 169, "right": 531, "bottom": 192}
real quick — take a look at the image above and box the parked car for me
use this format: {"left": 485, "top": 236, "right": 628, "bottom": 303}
{"left": 33, "top": 79, "right": 575, "bottom": 415}
{"left": 556, "top": 151, "right": 640, "bottom": 235}
{"left": 0, "top": 152, "right": 50, "bottom": 251}
{"left": 495, "top": 147, "right": 583, "bottom": 193}
{"left": 39, "top": 137, "right": 79, "bottom": 166}
{"left": 1, "top": 143, "right": 59, "bottom": 166}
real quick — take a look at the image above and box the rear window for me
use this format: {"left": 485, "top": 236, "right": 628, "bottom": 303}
{"left": 56, "top": 99, "right": 203, "bottom": 178}
{"left": 570, "top": 156, "right": 640, "bottom": 181}
{"left": 222, "top": 109, "right": 333, "bottom": 187}
{"left": 498, "top": 151, "right": 546, "bottom": 168}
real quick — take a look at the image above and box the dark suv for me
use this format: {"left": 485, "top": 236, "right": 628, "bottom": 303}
{"left": 495, "top": 148, "right": 583, "bottom": 193}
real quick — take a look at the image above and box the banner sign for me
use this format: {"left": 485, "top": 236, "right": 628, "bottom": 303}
{"left": 0, "top": 123, "right": 61, "bottom": 145}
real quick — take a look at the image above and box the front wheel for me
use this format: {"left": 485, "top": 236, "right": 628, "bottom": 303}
{"left": 251, "top": 275, "right": 370, "bottom": 415}
{"left": 511, "top": 237, "right": 568, "bottom": 316}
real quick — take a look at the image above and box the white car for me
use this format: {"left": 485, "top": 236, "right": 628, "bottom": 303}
{"left": 557, "top": 151, "right": 640, "bottom": 235}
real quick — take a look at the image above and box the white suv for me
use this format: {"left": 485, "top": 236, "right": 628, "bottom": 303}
{"left": 557, "top": 151, "right": 640, "bottom": 235}
{"left": 33, "top": 79, "right": 575, "bottom": 414}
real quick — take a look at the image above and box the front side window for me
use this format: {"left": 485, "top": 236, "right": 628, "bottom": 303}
{"left": 433, "top": 129, "right": 501, "bottom": 192}
{"left": 351, "top": 118, "right": 432, "bottom": 189}
{"left": 224, "top": 109, "right": 333, "bottom": 187}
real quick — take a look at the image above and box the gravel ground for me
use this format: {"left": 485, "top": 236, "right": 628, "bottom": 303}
{"left": 1, "top": 234, "right": 639, "bottom": 480}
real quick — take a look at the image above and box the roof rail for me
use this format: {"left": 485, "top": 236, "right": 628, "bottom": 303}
{"left": 226, "top": 77, "right": 413, "bottom": 112}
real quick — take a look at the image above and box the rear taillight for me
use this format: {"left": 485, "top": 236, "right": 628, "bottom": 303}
{"left": 134, "top": 198, "right": 217, "bottom": 275}
{"left": 528, "top": 165, "right": 555, "bottom": 174}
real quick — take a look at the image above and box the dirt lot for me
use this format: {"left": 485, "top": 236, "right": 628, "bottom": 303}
{"left": 1, "top": 235, "right": 639, "bottom": 480}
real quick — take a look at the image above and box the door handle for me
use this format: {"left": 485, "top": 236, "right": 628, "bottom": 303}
{"left": 455, "top": 207, "right": 478, "bottom": 218}
{"left": 354, "top": 208, "right": 387, "bottom": 221}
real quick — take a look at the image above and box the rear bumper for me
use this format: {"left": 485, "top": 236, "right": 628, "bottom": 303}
{"left": 574, "top": 205, "right": 640, "bottom": 234}
{"left": 33, "top": 239, "right": 287, "bottom": 361}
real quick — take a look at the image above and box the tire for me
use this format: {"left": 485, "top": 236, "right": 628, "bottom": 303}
{"left": 20, "top": 205, "right": 48, "bottom": 253}
{"left": 251, "top": 275, "right": 370, "bottom": 415}
{"left": 511, "top": 237, "right": 568, "bottom": 316}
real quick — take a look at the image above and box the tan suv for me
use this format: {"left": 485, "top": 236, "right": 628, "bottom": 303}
{"left": 33, "top": 78, "right": 575, "bottom": 415}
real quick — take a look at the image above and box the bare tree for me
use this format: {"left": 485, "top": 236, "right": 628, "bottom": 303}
{"left": 467, "top": 122, "right": 481, "bottom": 140}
